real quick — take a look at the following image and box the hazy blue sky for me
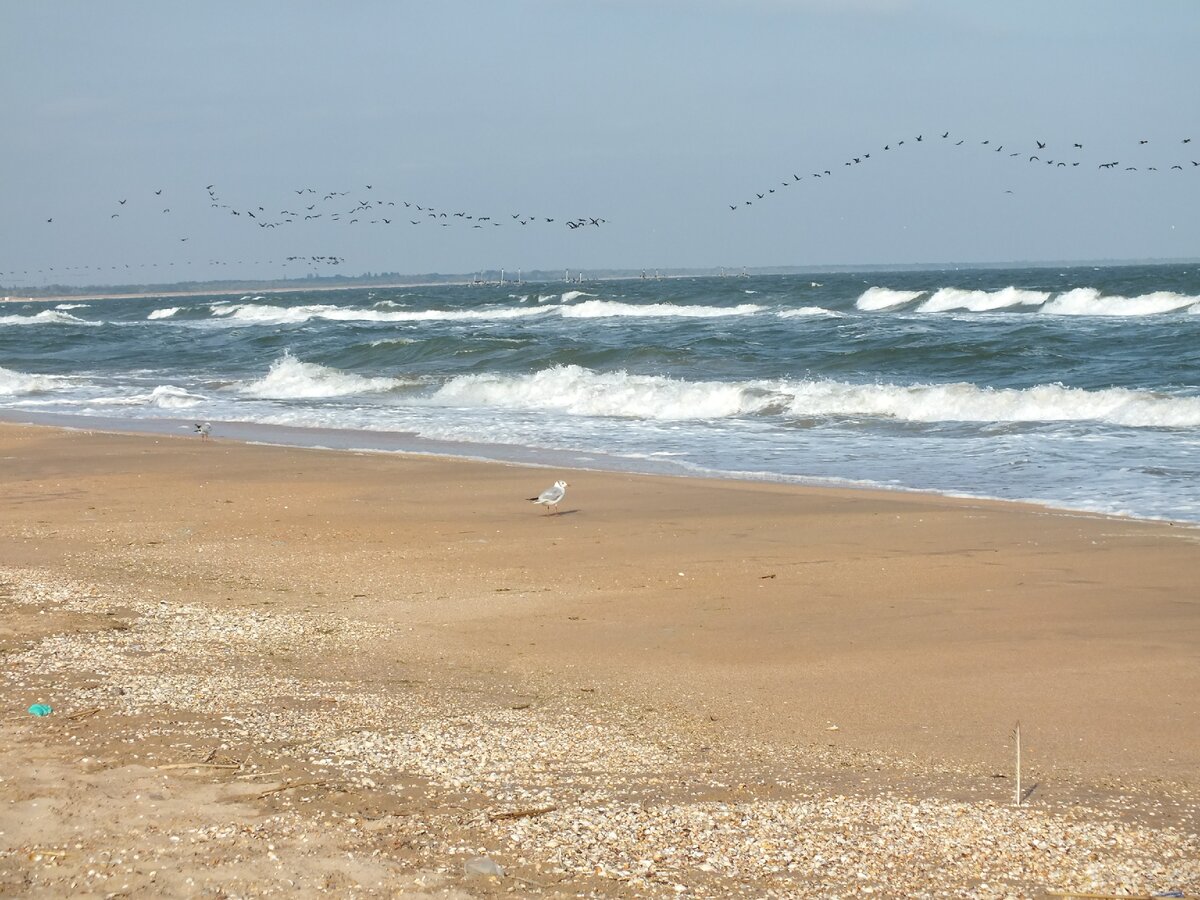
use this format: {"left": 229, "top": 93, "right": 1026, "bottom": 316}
{"left": 2, "top": 1, "right": 1197, "bottom": 285}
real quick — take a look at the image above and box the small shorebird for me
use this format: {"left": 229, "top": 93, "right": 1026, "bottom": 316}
{"left": 529, "top": 480, "right": 568, "bottom": 515}
{"left": 194, "top": 422, "right": 212, "bottom": 440}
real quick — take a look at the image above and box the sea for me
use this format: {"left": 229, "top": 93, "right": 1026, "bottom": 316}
{"left": 2, "top": 263, "right": 1199, "bottom": 523}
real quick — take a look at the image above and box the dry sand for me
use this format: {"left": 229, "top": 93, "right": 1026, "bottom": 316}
{"left": 1, "top": 422, "right": 1197, "bottom": 898}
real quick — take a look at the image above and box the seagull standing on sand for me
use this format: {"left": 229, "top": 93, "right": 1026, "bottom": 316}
{"left": 529, "top": 480, "right": 568, "bottom": 515}
{"left": 194, "top": 422, "right": 212, "bottom": 440}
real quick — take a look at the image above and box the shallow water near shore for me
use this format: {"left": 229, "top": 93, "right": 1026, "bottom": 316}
{"left": 2, "top": 263, "right": 1199, "bottom": 521}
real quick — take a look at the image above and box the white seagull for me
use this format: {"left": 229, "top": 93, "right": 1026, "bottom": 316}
{"left": 194, "top": 422, "right": 212, "bottom": 440}
{"left": 529, "top": 480, "right": 568, "bottom": 514}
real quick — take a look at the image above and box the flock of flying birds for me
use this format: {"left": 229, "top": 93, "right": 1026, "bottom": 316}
{"left": 8, "top": 130, "right": 1198, "bottom": 285}
{"left": 196, "top": 182, "right": 609, "bottom": 232}
{"left": 728, "top": 132, "right": 1198, "bottom": 210}
{"left": 39, "top": 182, "right": 608, "bottom": 234}
{"left": 9, "top": 184, "right": 609, "bottom": 282}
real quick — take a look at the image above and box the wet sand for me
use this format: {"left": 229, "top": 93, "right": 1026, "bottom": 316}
{"left": 2, "top": 422, "right": 1197, "bottom": 897}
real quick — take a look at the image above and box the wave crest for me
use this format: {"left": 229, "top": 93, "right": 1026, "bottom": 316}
{"left": 559, "top": 300, "right": 763, "bottom": 319}
{"left": 1042, "top": 288, "right": 1200, "bottom": 316}
{"left": 919, "top": 287, "right": 1050, "bottom": 312}
{"left": 856, "top": 287, "right": 924, "bottom": 310}
{"left": 0, "top": 310, "right": 94, "bottom": 326}
{"left": 783, "top": 380, "right": 1200, "bottom": 428}
{"left": 431, "top": 365, "right": 783, "bottom": 420}
{"left": 238, "top": 354, "right": 410, "bottom": 399}
{"left": 0, "top": 366, "right": 64, "bottom": 396}
{"left": 209, "top": 302, "right": 549, "bottom": 325}
{"left": 430, "top": 366, "right": 1200, "bottom": 429}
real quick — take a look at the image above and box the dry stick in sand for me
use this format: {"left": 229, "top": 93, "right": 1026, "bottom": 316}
{"left": 1012, "top": 720, "right": 1022, "bottom": 807}
{"left": 235, "top": 769, "right": 285, "bottom": 780}
{"left": 156, "top": 762, "right": 243, "bottom": 771}
{"left": 488, "top": 805, "right": 558, "bottom": 822}
{"left": 257, "top": 779, "right": 330, "bottom": 800}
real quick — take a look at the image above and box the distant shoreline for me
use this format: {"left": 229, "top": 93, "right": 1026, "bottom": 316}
{"left": 2, "top": 280, "right": 479, "bottom": 304}
{"left": 4, "top": 257, "right": 1198, "bottom": 303}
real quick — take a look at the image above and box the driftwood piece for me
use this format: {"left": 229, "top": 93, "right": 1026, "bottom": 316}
{"left": 488, "top": 805, "right": 558, "bottom": 822}
{"left": 257, "top": 779, "right": 329, "bottom": 799}
{"left": 156, "top": 762, "right": 243, "bottom": 772}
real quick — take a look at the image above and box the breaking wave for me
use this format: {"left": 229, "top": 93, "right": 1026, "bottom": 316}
{"left": 856, "top": 287, "right": 924, "bottom": 310}
{"left": 209, "top": 302, "right": 549, "bottom": 325}
{"left": 858, "top": 285, "right": 1200, "bottom": 315}
{"left": 428, "top": 365, "right": 1200, "bottom": 428}
{"left": 559, "top": 300, "right": 763, "bottom": 319}
{"left": 781, "top": 380, "right": 1200, "bottom": 428}
{"left": 431, "top": 365, "right": 779, "bottom": 419}
{"left": 0, "top": 310, "right": 95, "bottom": 326}
{"left": 86, "top": 385, "right": 207, "bottom": 409}
{"left": 0, "top": 366, "right": 65, "bottom": 396}
{"left": 1041, "top": 288, "right": 1200, "bottom": 316}
{"left": 144, "top": 385, "right": 205, "bottom": 408}
{"left": 148, "top": 307, "right": 180, "bottom": 319}
{"left": 237, "top": 354, "right": 411, "bottom": 399}
{"left": 919, "top": 287, "right": 1050, "bottom": 312}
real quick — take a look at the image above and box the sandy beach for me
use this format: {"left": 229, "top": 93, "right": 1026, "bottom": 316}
{"left": 1, "top": 422, "right": 1197, "bottom": 898}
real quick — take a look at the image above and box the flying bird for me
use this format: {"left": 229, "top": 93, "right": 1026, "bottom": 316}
{"left": 529, "top": 480, "right": 568, "bottom": 515}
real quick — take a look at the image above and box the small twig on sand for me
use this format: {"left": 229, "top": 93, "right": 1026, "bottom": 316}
{"left": 1012, "top": 721, "right": 1022, "bottom": 807}
{"left": 156, "top": 762, "right": 243, "bottom": 772}
{"left": 235, "top": 769, "right": 284, "bottom": 780}
{"left": 512, "top": 874, "right": 552, "bottom": 889}
{"left": 66, "top": 708, "right": 101, "bottom": 721}
{"left": 488, "top": 805, "right": 558, "bottom": 822}
{"left": 28, "top": 849, "right": 69, "bottom": 859}
{"left": 257, "top": 779, "right": 329, "bottom": 800}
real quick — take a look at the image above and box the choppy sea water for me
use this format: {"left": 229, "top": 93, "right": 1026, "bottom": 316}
{"left": 2, "top": 263, "right": 1199, "bottom": 522}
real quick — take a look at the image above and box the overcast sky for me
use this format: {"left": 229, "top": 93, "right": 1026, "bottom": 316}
{"left": 2, "top": 1, "right": 1197, "bottom": 285}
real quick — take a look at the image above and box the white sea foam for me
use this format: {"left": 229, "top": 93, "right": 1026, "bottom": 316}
{"left": 430, "top": 365, "right": 783, "bottom": 420}
{"left": 777, "top": 306, "right": 841, "bottom": 318}
{"left": 1042, "top": 288, "right": 1200, "bottom": 316}
{"left": 145, "top": 385, "right": 205, "bottom": 408}
{"left": 147, "top": 307, "right": 180, "bottom": 319}
{"left": 919, "top": 287, "right": 1050, "bottom": 312}
{"left": 88, "top": 385, "right": 207, "bottom": 408}
{"left": 238, "top": 354, "right": 410, "bottom": 399}
{"left": 559, "top": 300, "right": 763, "bottom": 319}
{"left": 782, "top": 380, "right": 1200, "bottom": 428}
{"left": 54, "top": 303, "right": 89, "bottom": 310}
{"left": 210, "top": 302, "right": 548, "bottom": 325}
{"left": 856, "top": 287, "right": 924, "bottom": 310}
{"left": 367, "top": 337, "right": 418, "bottom": 347}
{"left": 428, "top": 365, "right": 1200, "bottom": 429}
{"left": 0, "top": 310, "right": 94, "bottom": 326}
{"left": 559, "top": 290, "right": 594, "bottom": 303}
{"left": 0, "top": 366, "right": 65, "bottom": 395}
